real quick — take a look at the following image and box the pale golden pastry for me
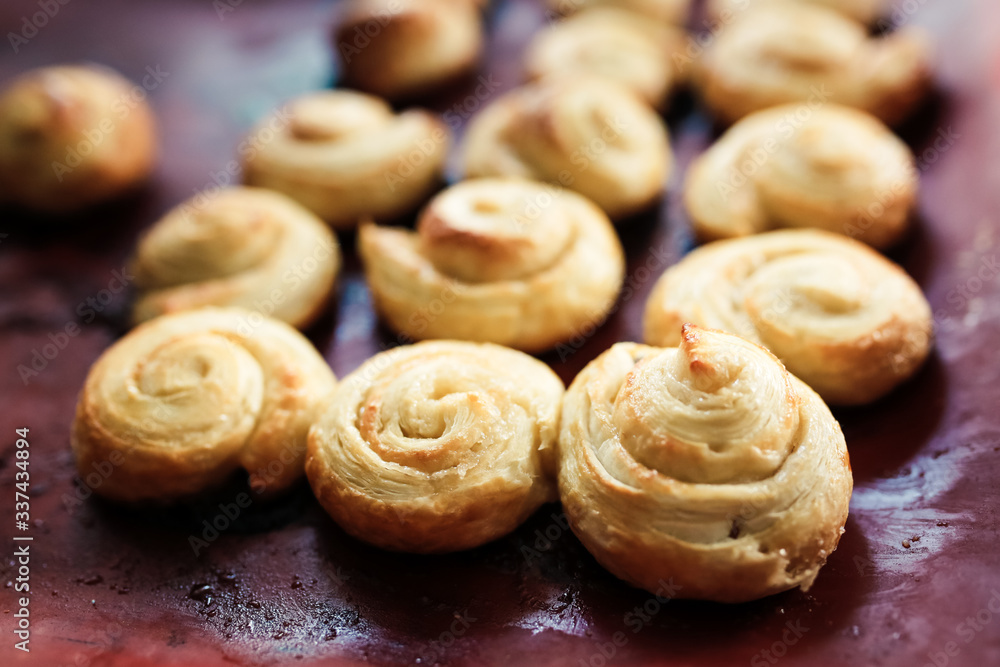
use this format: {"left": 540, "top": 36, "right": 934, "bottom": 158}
{"left": 547, "top": 0, "right": 692, "bottom": 24}
{"left": 335, "top": 0, "right": 483, "bottom": 100}
{"left": 242, "top": 90, "right": 449, "bottom": 229}
{"left": 558, "top": 325, "right": 853, "bottom": 602}
{"left": 306, "top": 340, "right": 562, "bottom": 553}
{"left": 643, "top": 230, "right": 933, "bottom": 405}
{"left": 358, "top": 178, "right": 625, "bottom": 352}
{"left": 131, "top": 187, "right": 340, "bottom": 328}
{"left": 524, "top": 7, "right": 690, "bottom": 108}
{"left": 461, "top": 78, "right": 672, "bottom": 220}
{"left": 0, "top": 64, "right": 157, "bottom": 213}
{"left": 707, "top": 0, "right": 886, "bottom": 24}
{"left": 684, "top": 104, "right": 917, "bottom": 248}
{"left": 693, "top": 3, "right": 931, "bottom": 125}
{"left": 71, "top": 308, "right": 336, "bottom": 502}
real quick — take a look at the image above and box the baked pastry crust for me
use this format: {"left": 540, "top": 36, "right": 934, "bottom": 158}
{"left": 358, "top": 178, "right": 625, "bottom": 352}
{"left": 131, "top": 187, "right": 340, "bottom": 328}
{"left": 0, "top": 64, "right": 157, "bottom": 213}
{"left": 71, "top": 308, "right": 336, "bottom": 502}
{"left": 461, "top": 78, "right": 672, "bottom": 220}
{"left": 558, "top": 326, "right": 852, "bottom": 602}
{"left": 643, "top": 229, "right": 933, "bottom": 405}
{"left": 524, "top": 7, "right": 690, "bottom": 109}
{"left": 335, "top": 0, "right": 483, "bottom": 100}
{"left": 242, "top": 90, "right": 448, "bottom": 229}
{"left": 707, "top": 0, "right": 886, "bottom": 25}
{"left": 546, "top": 0, "right": 692, "bottom": 24}
{"left": 684, "top": 103, "right": 917, "bottom": 248}
{"left": 693, "top": 3, "right": 931, "bottom": 125}
{"left": 306, "top": 340, "right": 562, "bottom": 553}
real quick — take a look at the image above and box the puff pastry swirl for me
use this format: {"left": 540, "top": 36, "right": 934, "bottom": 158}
{"left": 306, "top": 340, "right": 562, "bottom": 553}
{"left": 643, "top": 230, "right": 933, "bottom": 405}
{"left": 131, "top": 187, "right": 340, "bottom": 328}
{"left": 335, "top": 0, "right": 483, "bottom": 100}
{"left": 461, "top": 78, "right": 672, "bottom": 220}
{"left": 693, "top": 3, "right": 931, "bottom": 125}
{"left": 243, "top": 91, "right": 448, "bottom": 229}
{"left": 358, "top": 178, "right": 625, "bottom": 352}
{"left": 524, "top": 8, "right": 690, "bottom": 108}
{"left": 71, "top": 308, "right": 336, "bottom": 502}
{"left": 684, "top": 104, "right": 918, "bottom": 248}
{"left": 0, "top": 64, "right": 157, "bottom": 213}
{"left": 558, "top": 326, "right": 853, "bottom": 602}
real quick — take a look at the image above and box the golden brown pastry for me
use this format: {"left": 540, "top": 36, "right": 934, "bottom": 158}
{"left": 71, "top": 308, "right": 336, "bottom": 502}
{"left": 524, "top": 7, "right": 690, "bottom": 108}
{"left": 335, "top": 0, "right": 483, "bottom": 100}
{"left": 0, "top": 64, "right": 157, "bottom": 213}
{"left": 692, "top": 3, "right": 931, "bottom": 125}
{"left": 242, "top": 90, "right": 449, "bottom": 229}
{"left": 547, "top": 0, "right": 692, "bottom": 24}
{"left": 358, "top": 178, "right": 625, "bottom": 352}
{"left": 131, "top": 187, "right": 340, "bottom": 328}
{"left": 643, "top": 230, "right": 933, "bottom": 405}
{"left": 558, "top": 325, "right": 853, "bottom": 602}
{"left": 461, "top": 78, "right": 672, "bottom": 220}
{"left": 707, "top": 0, "right": 886, "bottom": 24}
{"left": 306, "top": 340, "right": 562, "bottom": 553}
{"left": 684, "top": 104, "right": 917, "bottom": 248}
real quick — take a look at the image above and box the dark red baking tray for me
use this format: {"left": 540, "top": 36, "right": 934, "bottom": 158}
{"left": 2, "top": 0, "right": 999, "bottom": 665}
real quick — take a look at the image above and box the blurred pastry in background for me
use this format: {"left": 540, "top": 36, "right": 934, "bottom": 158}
{"left": 461, "top": 78, "right": 672, "bottom": 220}
{"left": 335, "top": 0, "right": 483, "bottom": 100}
{"left": 525, "top": 7, "right": 690, "bottom": 109}
{"left": 242, "top": 90, "right": 449, "bottom": 229}
{"left": 359, "top": 178, "right": 625, "bottom": 352}
{"left": 684, "top": 103, "right": 918, "bottom": 248}
{"left": 706, "top": 0, "right": 887, "bottom": 25}
{"left": 0, "top": 64, "right": 157, "bottom": 214}
{"left": 693, "top": 3, "right": 931, "bottom": 125}
{"left": 131, "top": 187, "right": 340, "bottom": 329}
{"left": 546, "top": 0, "right": 692, "bottom": 24}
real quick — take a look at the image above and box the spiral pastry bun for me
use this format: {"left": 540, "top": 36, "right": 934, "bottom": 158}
{"left": 524, "top": 8, "right": 690, "bottom": 109}
{"left": 306, "top": 340, "right": 562, "bottom": 553}
{"left": 684, "top": 104, "right": 917, "bottom": 248}
{"left": 460, "top": 78, "right": 672, "bottom": 220}
{"left": 643, "top": 230, "right": 933, "bottom": 405}
{"left": 335, "top": 0, "right": 483, "bottom": 100}
{"left": 131, "top": 187, "right": 340, "bottom": 328}
{"left": 358, "top": 178, "right": 625, "bottom": 352}
{"left": 707, "top": 0, "right": 886, "bottom": 25}
{"left": 693, "top": 3, "right": 931, "bottom": 125}
{"left": 71, "top": 308, "right": 336, "bottom": 502}
{"left": 547, "top": 0, "right": 692, "bottom": 24}
{"left": 559, "top": 325, "right": 853, "bottom": 602}
{"left": 242, "top": 90, "right": 449, "bottom": 229}
{"left": 0, "top": 64, "right": 157, "bottom": 213}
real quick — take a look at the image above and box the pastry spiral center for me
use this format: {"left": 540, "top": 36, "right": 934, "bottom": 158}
{"left": 130, "top": 333, "right": 264, "bottom": 444}
{"left": 288, "top": 94, "right": 389, "bottom": 141}
{"left": 611, "top": 328, "right": 798, "bottom": 484}
{"left": 419, "top": 179, "right": 575, "bottom": 282}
